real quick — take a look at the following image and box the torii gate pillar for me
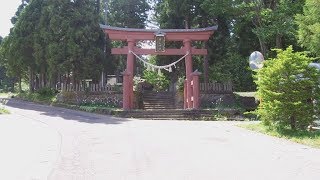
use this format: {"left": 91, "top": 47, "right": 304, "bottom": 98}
{"left": 121, "top": 70, "right": 131, "bottom": 110}
{"left": 127, "top": 39, "right": 135, "bottom": 109}
{"left": 184, "top": 39, "right": 193, "bottom": 109}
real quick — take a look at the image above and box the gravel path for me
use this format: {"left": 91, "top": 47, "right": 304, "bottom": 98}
{"left": 1, "top": 99, "right": 320, "bottom": 180}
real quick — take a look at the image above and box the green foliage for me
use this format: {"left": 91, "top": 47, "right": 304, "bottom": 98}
{"left": 80, "top": 96, "right": 122, "bottom": 108}
{"left": 105, "top": 0, "right": 150, "bottom": 75}
{"left": 238, "top": 0, "right": 305, "bottom": 56}
{"left": 0, "top": 98, "right": 10, "bottom": 114}
{"left": 154, "top": 0, "right": 260, "bottom": 91}
{"left": 255, "top": 46, "right": 320, "bottom": 130}
{"left": 107, "top": 0, "right": 150, "bottom": 28}
{"left": 296, "top": 0, "right": 320, "bottom": 56}
{"left": 36, "top": 87, "right": 57, "bottom": 97}
{"left": 208, "top": 53, "right": 256, "bottom": 91}
{"left": 0, "top": 38, "right": 15, "bottom": 92}
{"left": 142, "top": 70, "right": 170, "bottom": 91}
{"left": 140, "top": 56, "right": 170, "bottom": 91}
{"left": 0, "top": 108, "right": 10, "bottom": 114}
{"left": 0, "top": 0, "right": 107, "bottom": 92}
{"left": 45, "top": 0, "right": 106, "bottom": 82}
{"left": 18, "top": 88, "right": 58, "bottom": 104}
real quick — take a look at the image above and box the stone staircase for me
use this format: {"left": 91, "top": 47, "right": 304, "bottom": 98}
{"left": 114, "top": 91, "right": 243, "bottom": 121}
{"left": 142, "top": 91, "right": 176, "bottom": 110}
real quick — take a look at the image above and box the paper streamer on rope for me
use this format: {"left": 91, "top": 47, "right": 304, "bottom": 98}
{"left": 130, "top": 50, "right": 189, "bottom": 74}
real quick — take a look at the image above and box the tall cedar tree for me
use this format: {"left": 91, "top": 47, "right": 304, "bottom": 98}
{"left": 296, "top": 0, "right": 320, "bottom": 57}
{"left": 1, "top": 0, "right": 106, "bottom": 90}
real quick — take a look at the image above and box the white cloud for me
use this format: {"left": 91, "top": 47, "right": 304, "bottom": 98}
{"left": 0, "top": 0, "right": 21, "bottom": 37}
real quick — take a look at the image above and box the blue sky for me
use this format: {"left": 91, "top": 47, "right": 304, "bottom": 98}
{"left": 0, "top": 0, "right": 21, "bottom": 37}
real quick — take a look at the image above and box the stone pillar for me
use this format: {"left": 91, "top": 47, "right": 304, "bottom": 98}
{"left": 127, "top": 39, "right": 136, "bottom": 109}
{"left": 183, "top": 39, "right": 193, "bottom": 109}
{"left": 191, "top": 70, "right": 202, "bottom": 109}
{"left": 184, "top": 79, "right": 187, "bottom": 109}
{"left": 122, "top": 70, "right": 131, "bottom": 110}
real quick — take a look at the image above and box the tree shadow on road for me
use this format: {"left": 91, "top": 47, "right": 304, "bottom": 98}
{"left": 4, "top": 99, "right": 130, "bottom": 125}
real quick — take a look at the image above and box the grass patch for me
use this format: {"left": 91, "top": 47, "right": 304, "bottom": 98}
{"left": 0, "top": 98, "right": 10, "bottom": 114}
{"left": 240, "top": 122, "right": 320, "bottom": 148}
{"left": 0, "top": 92, "right": 17, "bottom": 98}
{"left": 78, "top": 104, "right": 118, "bottom": 113}
{"left": 0, "top": 108, "right": 10, "bottom": 114}
{"left": 18, "top": 91, "right": 57, "bottom": 104}
{"left": 53, "top": 102, "right": 121, "bottom": 115}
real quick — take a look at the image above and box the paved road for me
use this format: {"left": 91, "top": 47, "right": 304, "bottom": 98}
{"left": 1, "top": 99, "right": 320, "bottom": 180}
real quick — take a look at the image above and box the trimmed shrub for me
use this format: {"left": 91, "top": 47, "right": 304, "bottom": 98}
{"left": 255, "top": 46, "right": 320, "bottom": 130}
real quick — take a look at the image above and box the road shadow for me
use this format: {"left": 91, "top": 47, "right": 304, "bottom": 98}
{"left": 3, "top": 98, "right": 130, "bottom": 125}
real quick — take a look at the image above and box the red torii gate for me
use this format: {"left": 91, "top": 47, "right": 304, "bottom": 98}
{"left": 100, "top": 25, "right": 217, "bottom": 110}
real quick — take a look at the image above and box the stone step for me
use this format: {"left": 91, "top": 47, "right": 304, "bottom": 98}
{"left": 143, "top": 91, "right": 173, "bottom": 94}
{"left": 143, "top": 106, "right": 175, "bottom": 108}
{"left": 143, "top": 106, "right": 174, "bottom": 108}
{"left": 143, "top": 93, "right": 174, "bottom": 96}
{"left": 143, "top": 106, "right": 176, "bottom": 109}
{"left": 143, "top": 102, "right": 174, "bottom": 105}
{"left": 142, "top": 91, "right": 176, "bottom": 110}
{"left": 143, "top": 97, "right": 174, "bottom": 100}
{"left": 122, "top": 114, "right": 213, "bottom": 118}
{"left": 121, "top": 109, "right": 226, "bottom": 114}
{"left": 133, "top": 117, "right": 245, "bottom": 121}
{"left": 117, "top": 109, "right": 241, "bottom": 121}
{"left": 143, "top": 100, "right": 174, "bottom": 103}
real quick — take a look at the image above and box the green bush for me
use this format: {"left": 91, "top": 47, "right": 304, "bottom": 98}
{"left": 36, "top": 87, "right": 57, "bottom": 96}
{"left": 18, "top": 88, "right": 58, "bottom": 104}
{"left": 142, "top": 70, "right": 169, "bottom": 91}
{"left": 255, "top": 46, "right": 320, "bottom": 130}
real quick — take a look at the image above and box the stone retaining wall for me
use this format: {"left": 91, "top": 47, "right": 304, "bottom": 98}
{"left": 175, "top": 92, "right": 258, "bottom": 110}
{"left": 57, "top": 91, "right": 257, "bottom": 111}
{"left": 57, "top": 91, "right": 123, "bottom": 108}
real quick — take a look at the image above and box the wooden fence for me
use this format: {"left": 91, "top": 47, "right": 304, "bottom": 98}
{"left": 61, "top": 83, "right": 121, "bottom": 92}
{"left": 200, "top": 82, "right": 233, "bottom": 94}
{"left": 60, "top": 82, "right": 232, "bottom": 94}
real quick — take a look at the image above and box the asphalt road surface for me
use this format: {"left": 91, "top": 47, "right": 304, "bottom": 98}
{"left": 1, "top": 99, "right": 320, "bottom": 180}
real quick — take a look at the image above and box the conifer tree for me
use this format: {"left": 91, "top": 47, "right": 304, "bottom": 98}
{"left": 256, "top": 46, "right": 320, "bottom": 130}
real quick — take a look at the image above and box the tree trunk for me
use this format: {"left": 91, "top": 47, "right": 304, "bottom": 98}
{"left": 290, "top": 115, "right": 296, "bottom": 130}
{"left": 104, "top": 0, "right": 109, "bottom": 23}
{"left": 253, "top": 1, "right": 268, "bottom": 57}
{"left": 39, "top": 65, "right": 46, "bottom": 89}
{"left": 276, "top": 34, "right": 282, "bottom": 49}
{"left": 18, "top": 77, "right": 22, "bottom": 93}
{"left": 29, "top": 67, "right": 34, "bottom": 93}
{"left": 35, "top": 75, "right": 39, "bottom": 90}
{"left": 11, "top": 80, "right": 15, "bottom": 93}
{"left": 258, "top": 38, "right": 267, "bottom": 57}
{"left": 203, "top": 42, "right": 209, "bottom": 86}
{"left": 97, "top": 0, "right": 100, "bottom": 14}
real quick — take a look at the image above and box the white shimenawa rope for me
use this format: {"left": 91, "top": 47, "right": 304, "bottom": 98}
{"left": 130, "top": 50, "right": 190, "bottom": 74}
